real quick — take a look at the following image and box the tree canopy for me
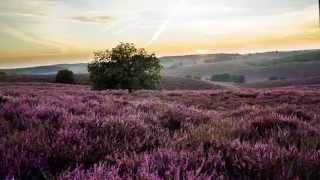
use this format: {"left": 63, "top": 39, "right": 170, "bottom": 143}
{"left": 88, "top": 43, "right": 162, "bottom": 92}
{"left": 55, "top": 69, "right": 74, "bottom": 84}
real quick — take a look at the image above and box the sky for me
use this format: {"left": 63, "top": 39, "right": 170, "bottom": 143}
{"left": 0, "top": 0, "right": 319, "bottom": 68}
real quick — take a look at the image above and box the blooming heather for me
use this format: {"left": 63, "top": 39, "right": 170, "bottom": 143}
{"left": 0, "top": 83, "right": 320, "bottom": 179}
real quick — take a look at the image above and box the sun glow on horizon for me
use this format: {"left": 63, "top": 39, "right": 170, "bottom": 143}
{"left": 0, "top": 0, "right": 319, "bottom": 67}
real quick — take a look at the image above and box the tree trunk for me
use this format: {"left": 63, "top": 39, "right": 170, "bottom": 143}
{"left": 128, "top": 88, "right": 133, "bottom": 94}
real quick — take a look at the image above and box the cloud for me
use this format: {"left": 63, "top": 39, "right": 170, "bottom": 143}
{"left": 69, "top": 15, "right": 115, "bottom": 24}
{"left": 0, "top": 10, "right": 48, "bottom": 18}
{"left": 0, "top": 26, "right": 63, "bottom": 48}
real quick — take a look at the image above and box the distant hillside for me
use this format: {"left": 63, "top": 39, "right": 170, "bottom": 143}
{"left": 1, "top": 49, "right": 320, "bottom": 86}
{"left": 0, "top": 74, "right": 222, "bottom": 90}
{"left": 0, "top": 63, "right": 88, "bottom": 75}
{"left": 163, "top": 49, "right": 320, "bottom": 83}
{"left": 244, "top": 76, "right": 320, "bottom": 88}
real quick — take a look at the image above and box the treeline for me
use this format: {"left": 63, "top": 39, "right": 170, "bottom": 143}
{"left": 210, "top": 73, "right": 246, "bottom": 83}
{"left": 0, "top": 72, "right": 6, "bottom": 76}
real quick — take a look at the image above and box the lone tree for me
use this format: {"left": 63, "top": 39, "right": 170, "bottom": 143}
{"left": 88, "top": 43, "right": 162, "bottom": 93}
{"left": 55, "top": 69, "right": 74, "bottom": 84}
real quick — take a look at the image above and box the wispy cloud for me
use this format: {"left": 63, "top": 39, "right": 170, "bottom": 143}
{"left": 0, "top": 0, "right": 319, "bottom": 67}
{"left": 0, "top": 26, "right": 64, "bottom": 49}
{"left": 69, "top": 15, "right": 115, "bottom": 24}
{"left": 0, "top": 10, "right": 48, "bottom": 18}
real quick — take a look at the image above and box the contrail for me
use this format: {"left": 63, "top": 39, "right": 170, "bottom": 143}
{"left": 145, "top": 0, "right": 185, "bottom": 47}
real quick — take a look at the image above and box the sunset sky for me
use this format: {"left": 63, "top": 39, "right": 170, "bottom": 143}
{"left": 0, "top": 0, "right": 319, "bottom": 68}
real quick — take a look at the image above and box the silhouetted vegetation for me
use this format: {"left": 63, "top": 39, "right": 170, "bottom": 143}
{"left": 193, "top": 76, "right": 201, "bottom": 80}
{"left": 185, "top": 75, "right": 192, "bottom": 79}
{"left": 88, "top": 43, "right": 162, "bottom": 93}
{"left": 269, "top": 76, "right": 279, "bottom": 81}
{"left": 269, "top": 76, "right": 287, "bottom": 81}
{"left": 55, "top": 69, "right": 74, "bottom": 84}
{"left": 0, "top": 71, "right": 6, "bottom": 76}
{"left": 211, "top": 73, "right": 246, "bottom": 83}
{"left": 204, "top": 54, "right": 240, "bottom": 63}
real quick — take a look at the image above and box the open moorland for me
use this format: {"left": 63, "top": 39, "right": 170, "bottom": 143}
{"left": 0, "top": 75, "right": 222, "bottom": 91}
{"left": 2, "top": 49, "right": 320, "bottom": 88}
{"left": 1, "top": 83, "right": 320, "bottom": 179}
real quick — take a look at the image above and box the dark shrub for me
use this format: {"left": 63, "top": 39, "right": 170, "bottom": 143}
{"left": 0, "top": 71, "right": 6, "bottom": 76}
{"left": 211, "top": 73, "right": 246, "bottom": 83}
{"left": 0, "top": 96, "right": 7, "bottom": 104}
{"left": 55, "top": 69, "right": 74, "bottom": 84}
{"left": 160, "top": 111, "right": 182, "bottom": 133}
{"left": 251, "top": 119, "right": 298, "bottom": 137}
{"left": 193, "top": 76, "right": 201, "bottom": 80}
{"left": 232, "top": 75, "right": 246, "bottom": 83}
{"left": 185, "top": 75, "right": 192, "bottom": 79}
{"left": 269, "top": 76, "right": 279, "bottom": 81}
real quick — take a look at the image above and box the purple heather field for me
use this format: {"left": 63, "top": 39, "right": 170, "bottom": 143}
{"left": 1, "top": 83, "right": 320, "bottom": 179}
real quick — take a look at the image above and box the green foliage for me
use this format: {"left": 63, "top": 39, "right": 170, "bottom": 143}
{"left": 88, "top": 43, "right": 162, "bottom": 92}
{"left": 210, "top": 73, "right": 246, "bottom": 83}
{"left": 55, "top": 69, "right": 74, "bottom": 84}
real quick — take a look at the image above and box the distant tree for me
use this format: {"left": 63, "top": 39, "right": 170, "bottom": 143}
{"left": 269, "top": 76, "right": 279, "bottom": 81}
{"left": 55, "top": 69, "right": 74, "bottom": 84}
{"left": 193, "top": 76, "right": 201, "bottom": 80}
{"left": 232, "top": 75, "right": 246, "bottom": 83}
{"left": 210, "top": 73, "right": 245, "bottom": 83}
{"left": 210, "top": 73, "right": 232, "bottom": 82}
{"left": 0, "top": 71, "right": 6, "bottom": 76}
{"left": 88, "top": 43, "right": 162, "bottom": 93}
{"left": 185, "top": 75, "right": 192, "bottom": 79}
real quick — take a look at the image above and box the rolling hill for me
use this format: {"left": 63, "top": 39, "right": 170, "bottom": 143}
{"left": 1, "top": 49, "right": 320, "bottom": 87}
{"left": 0, "top": 74, "right": 222, "bottom": 90}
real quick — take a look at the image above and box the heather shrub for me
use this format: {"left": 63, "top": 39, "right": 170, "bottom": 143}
{"left": 175, "top": 120, "right": 237, "bottom": 150}
{"left": 273, "top": 128, "right": 320, "bottom": 150}
{"left": 250, "top": 118, "right": 298, "bottom": 137}
{"left": 58, "top": 145, "right": 320, "bottom": 179}
{"left": 0, "top": 96, "right": 7, "bottom": 104}
{"left": 0, "top": 128, "right": 52, "bottom": 179}
{"left": 160, "top": 110, "right": 182, "bottom": 133}
{"left": 276, "top": 105, "right": 313, "bottom": 121}
{"left": 1, "top": 84, "right": 320, "bottom": 179}
{"left": 159, "top": 104, "right": 211, "bottom": 133}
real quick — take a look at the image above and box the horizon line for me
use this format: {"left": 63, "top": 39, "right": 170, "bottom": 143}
{"left": 1, "top": 48, "right": 320, "bottom": 70}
